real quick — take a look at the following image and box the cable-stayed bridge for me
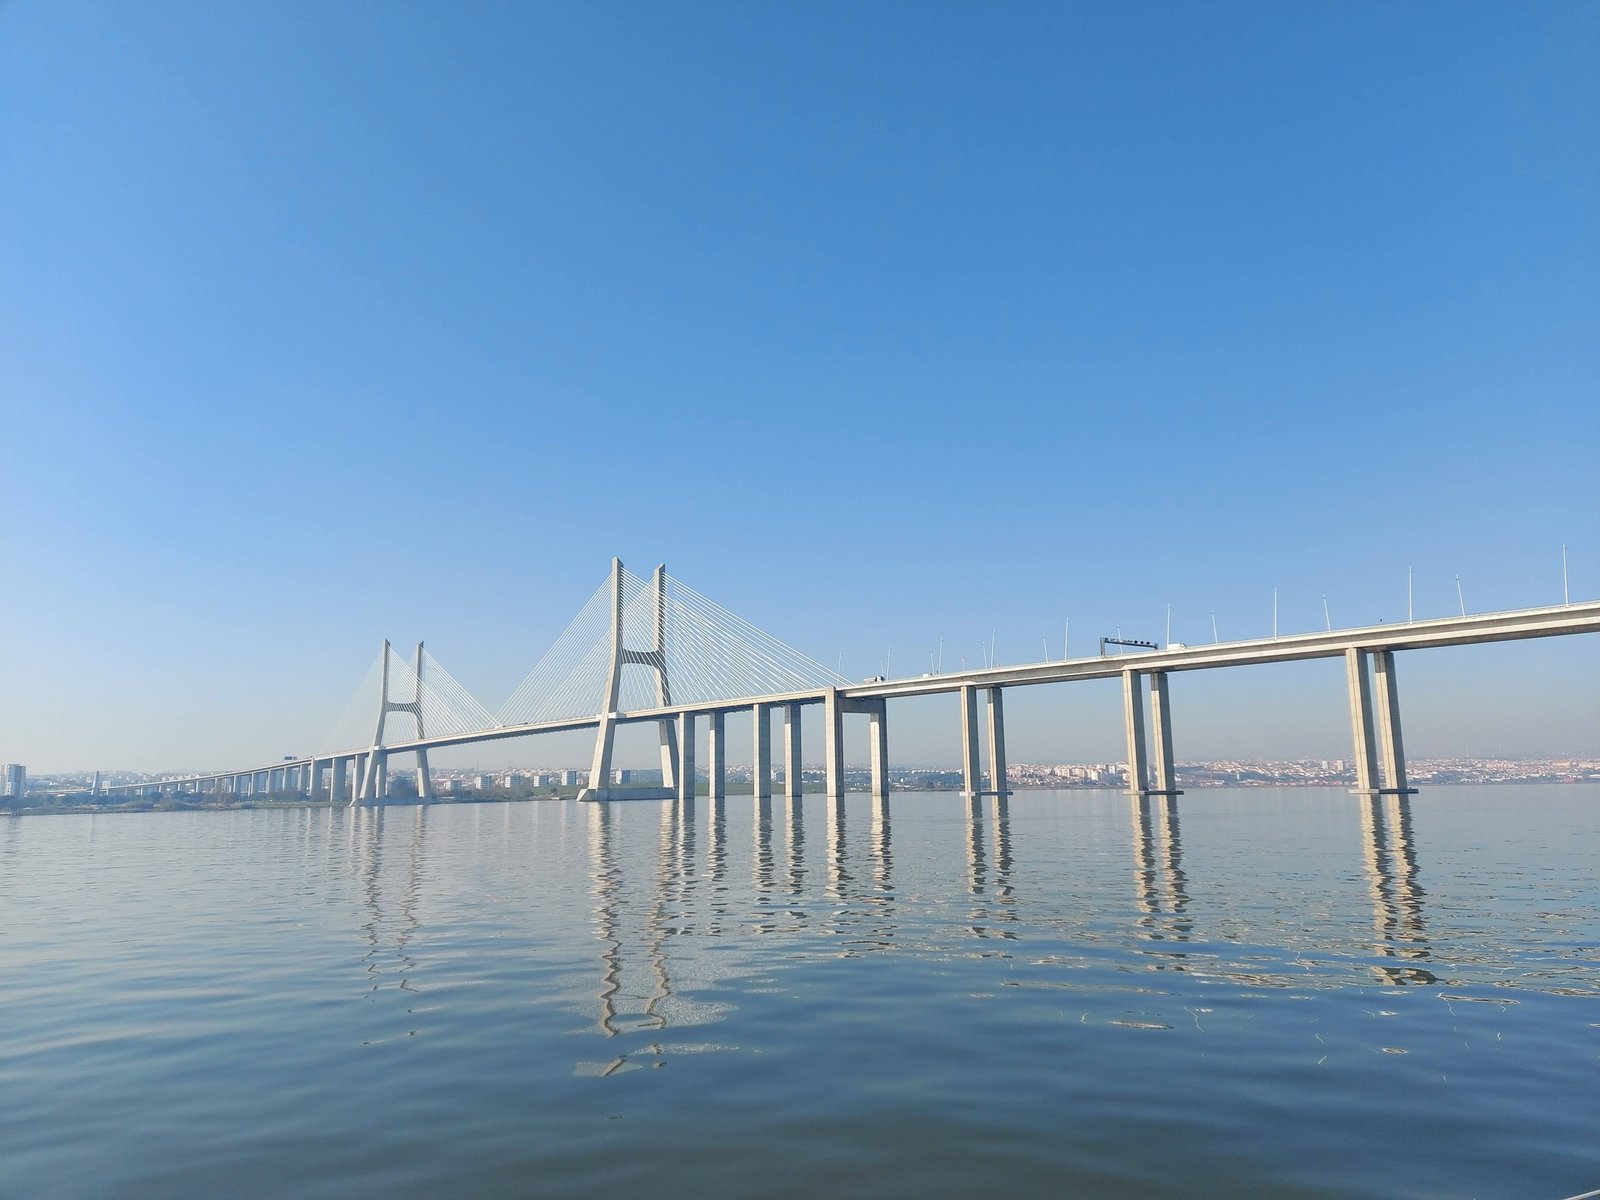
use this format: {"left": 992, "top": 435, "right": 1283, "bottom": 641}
{"left": 104, "top": 558, "right": 1600, "bottom": 805}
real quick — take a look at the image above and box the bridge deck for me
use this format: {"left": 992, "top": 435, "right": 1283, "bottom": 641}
{"left": 109, "top": 599, "right": 1600, "bottom": 792}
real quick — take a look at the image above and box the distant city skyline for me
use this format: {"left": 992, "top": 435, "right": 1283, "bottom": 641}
{"left": 2, "top": 4, "right": 1595, "bottom": 771}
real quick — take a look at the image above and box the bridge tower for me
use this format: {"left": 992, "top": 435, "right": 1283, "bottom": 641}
{"left": 354, "top": 641, "right": 436, "bottom": 805}
{"left": 581, "top": 558, "right": 679, "bottom": 801}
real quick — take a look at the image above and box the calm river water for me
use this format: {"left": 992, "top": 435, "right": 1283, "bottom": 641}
{"left": 2, "top": 785, "right": 1596, "bottom": 1199}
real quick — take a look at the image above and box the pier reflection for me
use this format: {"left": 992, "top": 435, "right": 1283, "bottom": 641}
{"left": 830, "top": 793, "right": 896, "bottom": 952}
{"left": 586, "top": 800, "right": 675, "bottom": 1048}
{"left": 567, "top": 784, "right": 1442, "bottom": 1047}
{"left": 1359, "top": 794, "right": 1434, "bottom": 985}
{"left": 1131, "top": 794, "right": 1190, "bottom": 947}
{"left": 966, "top": 795, "right": 1017, "bottom": 939}
{"left": 826, "top": 795, "right": 851, "bottom": 903}
{"left": 752, "top": 794, "right": 775, "bottom": 898}
{"left": 785, "top": 792, "right": 806, "bottom": 899}
{"left": 353, "top": 806, "right": 424, "bottom": 1002}
{"left": 870, "top": 793, "right": 893, "bottom": 904}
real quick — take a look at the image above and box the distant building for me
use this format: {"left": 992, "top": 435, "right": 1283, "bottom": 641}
{"left": 2, "top": 763, "right": 25, "bottom": 798}
{"left": 612, "top": 768, "right": 633, "bottom": 785}
{"left": 561, "top": 769, "right": 582, "bottom": 787}
{"left": 472, "top": 774, "right": 492, "bottom": 791}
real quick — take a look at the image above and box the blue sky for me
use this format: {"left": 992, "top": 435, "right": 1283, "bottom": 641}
{"left": 3, "top": 1, "right": 1595, "bottom": 772}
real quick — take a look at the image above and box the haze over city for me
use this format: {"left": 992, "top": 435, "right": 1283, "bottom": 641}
{"left": 2, "top": 3, "right": 1595, "bottom": 773}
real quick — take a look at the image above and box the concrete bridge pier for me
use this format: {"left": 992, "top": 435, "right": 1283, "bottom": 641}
{"left": 784, "top": 703, "right": 803, "bottom": 800}
{"left": 1346, "top": 648, "right": 1416, "bottom": 795}
{"left": 823, "top": 689, "right": 845, "bottom": 799}
{"left": 832, "top": 694, "right": 890, "bottom": 799}
{"left": 987, "top": 687, "right": 1010, "bottom": 796}
{"left": 867, "top": 698, "right": 889, "bottom": 801}
{"left": 959, "top": 684, "right": 1009, "bottom": 796}
{"left": 1123, "top": 669, "right": 1182, "bottom": 797}
{"left": 414, "top": 748, "right": 435, "bottom": 802}
{"left": 354, "top": 750, "right": 387, "bottom": 803}
{"left": 329, "top": 757, "right": 347, "bottom": 804}
{"left": 752, "top": 702, "right": 773, "bottom": 799}
{"left": 707, "top": 711, "right": 727, "bottom": 800}
{"left": 961, "top": 685, "right": 981, "bottom": 796}
{"left": 657, "top": 718, "right": 680, "bottom": 794}
{"left": 676, "top": 712, "right": 696, "bottom": 802}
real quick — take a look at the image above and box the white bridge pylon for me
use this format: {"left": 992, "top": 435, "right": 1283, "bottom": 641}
{"left": 337, "top": 558, "right": 849, "bottom": 804}
{"left": 337, "top": 640, "right": 497, "bottom": 805}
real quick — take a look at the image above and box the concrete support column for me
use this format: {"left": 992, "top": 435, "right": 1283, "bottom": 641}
{"left": 986, "top": 687, "right": 1009, "bottom": 796}
{"left": 329, "top": 757, "right": 347, "bottom": 804}
{"left": 415, "top": 748, "right": 435, "bottom": 802}
{"left": 784, "top": 703, "right": 803, "bottom": 800}
{"left": 356, "top": 751, "right": 373, "bottom": 802}
{"left": 658, "top": 719, "right": 679, "bottom": 792}
{"left": 374, "top": 751, "right": 388, "bottom": 800}
{"left": 823, "top": 690, "right": 845, "bottom": 799}
{"left": 868, "top": 700, "right": 889, "bottom": 800}
{"left": 1149, "top": 671, "right": 1181, "bottom": 795}
{"left": 752, "top": 702, "right": 772, "bottom": 799}
{"left": 707, "top": 711, "right": 727, "bottom": 800}
{"left": 1122, "top": 670, "right": 1148, "bottom": 794}
{"left": 1345, "top": 647, "right": 1379, "bottom": 794}
{"left": 960, "top": 685, "right": 982, "bottom": 797}
{"left": 581, "top": 558, "right": 625, "bottom": 803}
{"left": 586, "top": 716, "right": 617, "bottom": 802}
{"left": 677, "top": 712, "right": 696, "bottom": 802}
{"left": 1372, "top": 650, "right": 1414, "bottom": 793}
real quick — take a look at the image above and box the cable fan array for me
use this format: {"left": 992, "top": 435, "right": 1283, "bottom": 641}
{"left": 321, "top": 643, "right": 496, "bottom": 754}
{"left": 322, "top": 565, "right": 848, "bottom": 753}
{"left": 495, "top": 567, "right": 848, "bottom": 725}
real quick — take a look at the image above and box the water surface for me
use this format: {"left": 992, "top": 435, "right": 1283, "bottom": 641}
{"left": 2, "top": 785, "right": 1596, "bottom": 1199}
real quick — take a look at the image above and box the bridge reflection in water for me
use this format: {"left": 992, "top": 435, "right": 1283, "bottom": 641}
{"left": 1359, "top": 794, "right": 1434, "bottom": 985}
{"left": 342, "top": 789, "right": 1447, "bottom": 1057}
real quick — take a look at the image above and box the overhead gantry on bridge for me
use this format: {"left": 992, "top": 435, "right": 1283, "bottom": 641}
{"left": 103, "top": 560, "right": 1600, "bottom": 806}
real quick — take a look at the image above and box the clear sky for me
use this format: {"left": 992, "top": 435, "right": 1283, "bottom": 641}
{"left": 3, "top": 1, "right": 1596, "bottom": 773}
